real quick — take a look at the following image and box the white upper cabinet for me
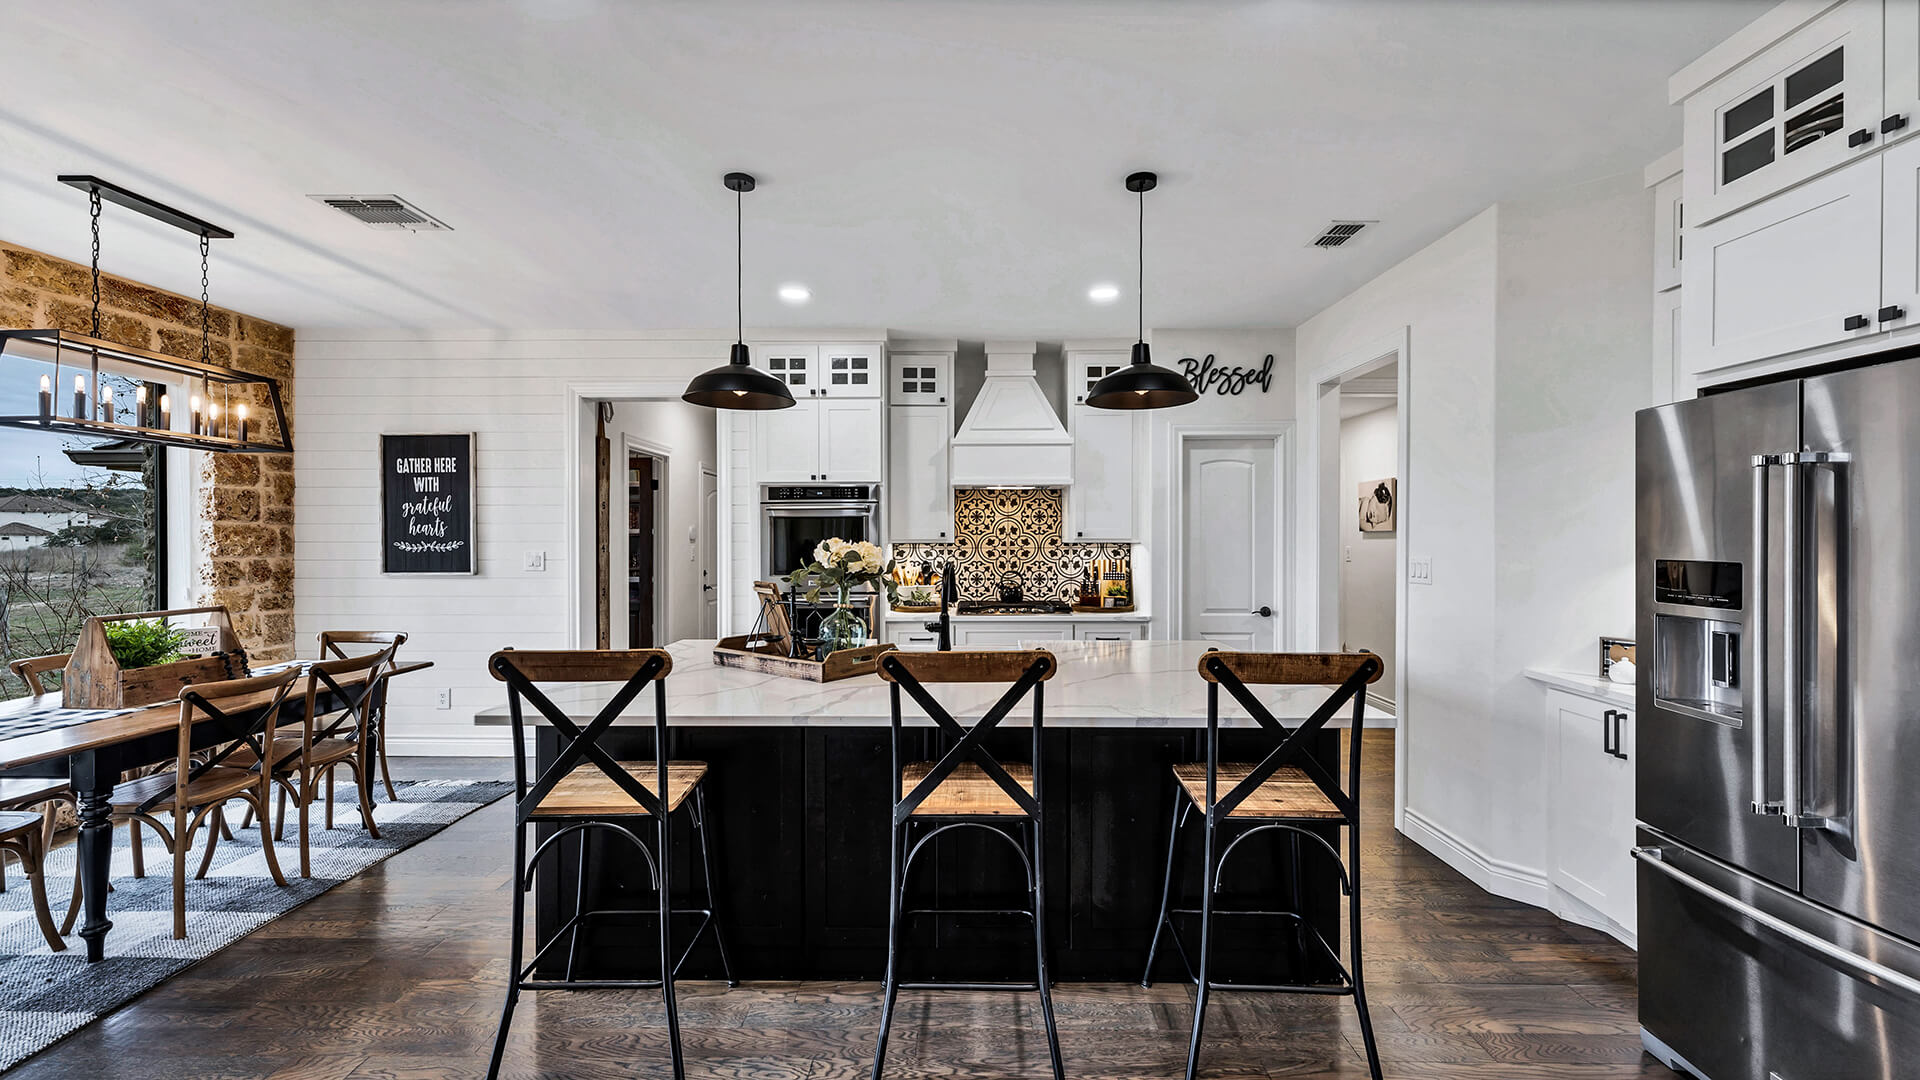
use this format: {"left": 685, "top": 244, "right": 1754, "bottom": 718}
{"left": 1653, "top": 172, "right": 1686, "bottom": 293}
{"left": 760, "top": 345, "right": 817, "bottom": 396}
{"left": 819, "top": 344, "right": 882, "bottom": 398}
{"left": 889, "top": 353, "right": 952, "bottom": 405}
{"left": 1684, "top": 0, "right": 1883, "bottom": 226}
{"left": 1067, "top": 351, "right": 1127, "bottom": 406}
{"left": 887, "top": 406, "right": 953, "bottom": 541}
{"left": 1683, "top": 154, "right": 1884, "bottom": 375}
{"left": 817, "top": 398, "right": 884, "bottom": 481}
{"left": 755, "top": 399, "right": 823, "bottom": 483}
{"left": 1068, "top": 406, "right": 1138, "bottom": 541}
{"left": 1879, "top": 126, "right": 1920, "bottom": 330}
{"left": 1882, "top": 0, "right": 1920, "bottom": 146}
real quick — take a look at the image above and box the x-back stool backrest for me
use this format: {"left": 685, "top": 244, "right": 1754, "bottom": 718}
{"left": 878, "top": 649, "right": 1058, "bottom": 823}
{"left": 1197, "top": 651, "right": 1383, "bottom": 822}
{"left": 488, "top": 649, "right": 674, "bottom": 827}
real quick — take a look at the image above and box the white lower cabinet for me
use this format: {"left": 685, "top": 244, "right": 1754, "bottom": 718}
{"left": 892, "top": 628, "right": 939, "bottom": 651}
{"left": 1684, "top": 154, "right": 1884, "bottom": 378}
{"left": 1546, "top": 689, "right": 1636, "bottom": 941}
{"left": 1074, "top": 624, "right": 1145, "bottom": 641}
{"left": 954, "top": 622, "right": 1073, "bottom": 647}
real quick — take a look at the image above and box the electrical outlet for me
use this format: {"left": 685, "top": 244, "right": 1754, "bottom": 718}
{"left": 1344, "top": 544, "right": 1352, "bottom": 564}
{"left": 1409, "top": 556, "right": 1433, "bottom": 585}
{"left": 523, "top": 550, "right": 546, "bottom": 572}
{"left": 435, "top": 688, "right": 452, "bottom": 710}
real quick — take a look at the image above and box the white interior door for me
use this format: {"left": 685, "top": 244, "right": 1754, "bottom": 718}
{"left": 1182, "top": 437, "right": 1278, "bottom": 650}
{"left": 699, "top": 466, "right": 718, "bottom": 638}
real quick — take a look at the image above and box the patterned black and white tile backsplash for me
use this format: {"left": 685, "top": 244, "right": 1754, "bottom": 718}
{"left": 892, "top": 488, "right": 1130, "bottom": 603}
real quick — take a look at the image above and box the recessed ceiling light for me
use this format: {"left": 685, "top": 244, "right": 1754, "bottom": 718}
{"left": 1087, "top": 283, "right": 1121, "bottom": 304}
{"left": 778, "top": 284, "right": 812, "bottom": 304}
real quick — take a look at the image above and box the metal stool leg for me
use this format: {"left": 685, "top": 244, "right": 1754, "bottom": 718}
{"left": 1030, "top": 817, "right": 1065, "bottom": 1080}
{"left": 1142, "top": 788, "right": 1189, "bottom": 987}
{"left": 1347, "top": 822, "right": 1383, "bottom": 1080}
{"left": 693, "top": 785, "right": 737, "bottom": 987}
{"left": 564, "top": 826, "right": 590, "bottom": 982}
{"left": 1184, "top": 811, "right": 1219, "bottom": 1080}
{"left": 485, "top": 819, "right": 526, "bottom": 1080}
{"left": 657, "top": 806, "right": 685, "bottom": 1080}
{"left": 870, "top": 818, "right": 906, "bottom": 1080}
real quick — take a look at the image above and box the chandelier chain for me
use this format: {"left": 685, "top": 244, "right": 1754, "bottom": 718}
{"left": 199, "top": 234, "right": 211, "bottom": 366}
{"left": 89, "top": 191, "right": 102, "bottom": 338}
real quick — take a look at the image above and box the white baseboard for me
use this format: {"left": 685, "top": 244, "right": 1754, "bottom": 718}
{"left": 1400, "top": 806, "right": 1550, "bottom": 908}
{"left": 1548, "top": 887, "right": 1638, "bottom": 950}
{"left": 387, "top": 732, "right": 517, "bottom": 757}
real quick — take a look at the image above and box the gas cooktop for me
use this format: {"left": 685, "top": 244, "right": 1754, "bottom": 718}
{"left": 954, "top": 600, "right": 1073, "bottom": 616}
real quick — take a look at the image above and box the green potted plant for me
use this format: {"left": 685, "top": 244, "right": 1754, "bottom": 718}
{"left": 784, "top": 539, "right": 899, "bottom": 656}
{"left": 102, "top": 618, "right": 186, "bottom": 669}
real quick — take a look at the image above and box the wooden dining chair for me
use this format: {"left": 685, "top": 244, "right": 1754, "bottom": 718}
{"left": 230, "top": 646, "right": 398, "bottom": 878}
{"left": 109, "top": 668, "right": 300, "bottom": 939}
{"left": 0, "top": 810, "right": 67, "bottom": 951}
{"left": 4, "top": 653, "right": 87, "bottom": 931}
{"left": 318, "top": 631, "right": 408, "bottom": 801}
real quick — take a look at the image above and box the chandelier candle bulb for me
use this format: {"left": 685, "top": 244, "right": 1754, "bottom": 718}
{"left": 37, "top": 375, "right": 50, "bottom": 422}
{"left": 190, "top": 394, "right": 202, "bottom": 435}
{"left": 236, "top": 403, "right": 248, "bottom": 443}
{"left": 159, "top": 392, "right": 170, "bottom": 429}
{"left": 73, "top": 375, "right": 85, "bottom": 419}
{"left": 135, "top": 385, "right": 148, "bottom": 426}
{"left": 207, "top": 401, "right": 219, "bottom": 439}
{"left": 100, "top": 384, "right": 112, "bottom": 421}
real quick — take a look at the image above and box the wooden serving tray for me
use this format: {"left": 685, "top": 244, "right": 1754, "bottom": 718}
{"left": 1072, "top": 604, "right": 1134, "bottom": 614}
{"left": 890, "top": 604, "right": 940, "bottom": 613}
{"left": 713, "top": 635, "right": 896, "bottom": 682}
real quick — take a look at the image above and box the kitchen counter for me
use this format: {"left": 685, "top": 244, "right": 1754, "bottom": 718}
{"left": 474, "top": 638, "right": 1391, "bottom": 729}
{"left": 881, "top": 609, "right": 1152, "bottom": 622}
{"left": 1524, "top": 667, "right": 1637, "bottom": 708}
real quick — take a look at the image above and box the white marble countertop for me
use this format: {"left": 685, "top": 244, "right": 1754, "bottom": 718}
{"left": 1523, "top": 667, "right": 1637, "bottom": 708}
{"left": 881, "top": 610, "right": 1152, "bottom": 623}
{"left": 473, "top": 639, "right": 1391, "bottom": 729}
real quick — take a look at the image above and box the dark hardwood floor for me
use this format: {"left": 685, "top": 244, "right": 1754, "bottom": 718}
{"left": 11, "top": 736, "right": 1674, "bottom": 1079}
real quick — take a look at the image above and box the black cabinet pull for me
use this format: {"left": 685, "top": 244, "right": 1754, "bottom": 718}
{"left": 1880, "top": 305, "right": 1907, "bottom": 322}
{"left": 1613, "top": 712, "right": 1630, "bottom": 760}
{"left": 1850, "top": 128, "right": 1874, "bottom": 148}
{"left": 1845, "top": 314, "right": 1872, "bottom": 331}
{"left": 1601, "top": 710, "right": 1617, "bottom": 757}
{"left": 1886, "top": 114, "right": 1909, "bottom": 134}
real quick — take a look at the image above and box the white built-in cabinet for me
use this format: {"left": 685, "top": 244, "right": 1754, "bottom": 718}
{"left": 954, "top": 623, "right": 1074, "bottom": 647}
{"left": 1544, "top": 688, "right": 1637, "bottom": 940}
{"left": 886, "top": 349, "right": 956, "bottom": 542}
{"left": 1683, "top": 0, "right": 1884, "bottom": 226}
{"left": 1063, "top": 346, "right": 1141, "bottom": 542}
{"left": 1647, "top": 151, "right": 1688, "bottom": 405}
{"left": 1652, "top": 172, "right": 1685, "bottom": 293}
{"left": 752, "top": 342, "right": 886, "bottom": 483}
{"left": 889, "top": 618, "right": 1144, "bottom": 649}
{"left": 1653, "top": 287, "right": 1685, "bottom": 406}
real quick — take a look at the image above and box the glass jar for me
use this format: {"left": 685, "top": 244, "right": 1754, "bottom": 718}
{"left": 817, "top": 585, "right": 870, "bottom": 657}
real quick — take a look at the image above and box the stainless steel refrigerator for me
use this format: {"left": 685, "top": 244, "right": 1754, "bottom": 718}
{"left": 1636, "top": 359, "right": 1920, "bottom": 1080}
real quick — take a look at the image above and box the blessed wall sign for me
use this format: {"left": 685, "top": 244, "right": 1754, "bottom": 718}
{"left": 1178, "top": 353, "right": 1275, "bottom": 396}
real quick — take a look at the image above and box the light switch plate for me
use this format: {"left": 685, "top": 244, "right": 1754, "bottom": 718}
{"left": 1409, "top": 556, "right": 1433, "bottom": 585}
{"left": 523, "top": 550, "right": 546, "bottom": 572}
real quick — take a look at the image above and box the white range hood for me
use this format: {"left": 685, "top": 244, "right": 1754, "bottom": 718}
{"left": 950, "top": 341, "right": 1073, "bottom": 487}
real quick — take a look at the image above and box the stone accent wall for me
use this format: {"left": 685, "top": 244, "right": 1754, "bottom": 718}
{"left": 0, "top": 242, "right": 297, "bottom": 662}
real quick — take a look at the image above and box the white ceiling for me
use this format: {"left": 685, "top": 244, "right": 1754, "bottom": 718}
{"left": 1, "top": 1, "right": 1752, "bottom": 337}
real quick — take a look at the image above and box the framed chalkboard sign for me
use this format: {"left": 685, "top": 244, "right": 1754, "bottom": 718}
{"left": 381, "top": 433, "right": 476, "bottom": 574}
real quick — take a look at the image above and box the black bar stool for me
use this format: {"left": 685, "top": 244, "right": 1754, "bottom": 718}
{"left": 485, "top": 649, "right": 734, "bottom": 1080}
{"left": 1141, "top": 650, "right": 1385, "bottom": 1080}
{"left": 872, "top": 648, "right": 1064, "bottom": 1080}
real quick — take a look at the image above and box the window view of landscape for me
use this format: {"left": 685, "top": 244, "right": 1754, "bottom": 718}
{"left": 0, "top": 426, "right": 162, "bottom": 700}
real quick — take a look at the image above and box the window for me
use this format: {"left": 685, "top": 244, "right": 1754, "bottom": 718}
{"left": 0, "top": 418, "right": 170, "bottom": 700}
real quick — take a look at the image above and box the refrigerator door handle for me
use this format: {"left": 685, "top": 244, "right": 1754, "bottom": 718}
{"left": 1632, "top": 845, "right": 1920, "bottom": 998}
{"left": 1750, "top": 454, "right": 1783, "bottom": 817}
{"left": 1783, "top": 451, "right": 1848, "bottom": 832}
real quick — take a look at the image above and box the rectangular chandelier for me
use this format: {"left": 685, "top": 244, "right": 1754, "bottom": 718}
{"left": 0, "top": 327, "right": 291, "bottom": 454}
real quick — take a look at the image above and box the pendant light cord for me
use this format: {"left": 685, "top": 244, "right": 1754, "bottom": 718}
{"left": 736, "top": 185, "right": 744, "bottom": 347}
{"left": 1137, "top": 184, "right": 1145, "bottom": 345}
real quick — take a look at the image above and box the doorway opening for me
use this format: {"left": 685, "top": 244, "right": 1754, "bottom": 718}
{"left": 626, "top": 445, "right": 662, "bottom": 648}
{"left": 1335, "top": 365, "right": 1399, "bottom": 707}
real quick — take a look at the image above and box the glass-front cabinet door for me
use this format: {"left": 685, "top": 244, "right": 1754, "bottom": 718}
{"left": 760, "top": 345, "right": 816, "bottom": 395}
{"left": 1683, "top": 0, "right": 1882, "bottom": 226}
{"left": 820, "top": 345, "right": 881, "bottom": 397}
{"left": 889, "top": 352, "right": 951, "bottom": 405}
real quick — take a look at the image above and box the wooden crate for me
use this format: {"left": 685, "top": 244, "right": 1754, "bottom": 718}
{"left": 713, "top": 635, "right": 894, "bottom": 683}
{"left": 62, "top": 606, "right": 249, "bottom": 709}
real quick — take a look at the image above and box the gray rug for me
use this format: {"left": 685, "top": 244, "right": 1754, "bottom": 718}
{"left": 0, "top": 778, "right": 511, "bottom": 1072}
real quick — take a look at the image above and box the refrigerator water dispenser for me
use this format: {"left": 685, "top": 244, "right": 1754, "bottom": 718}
{"left": 1652, "top": 613, "right": 1743, "bottom": 724}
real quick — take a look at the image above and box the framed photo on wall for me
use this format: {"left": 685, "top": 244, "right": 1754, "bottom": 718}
{"left": 1358, "top": 477, "right": 1396, "bottom": 533}
{"left": 381, "top": 433, "right": 476, "bottom": 574}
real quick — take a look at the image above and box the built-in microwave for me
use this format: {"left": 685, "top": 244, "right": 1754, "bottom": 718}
{"left": 761, "top": 485, "right": 880, "bottom": 582}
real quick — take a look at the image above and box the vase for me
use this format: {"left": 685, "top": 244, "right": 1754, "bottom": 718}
{"left": 817, "top": 586, "right": 869, "bottom": 657}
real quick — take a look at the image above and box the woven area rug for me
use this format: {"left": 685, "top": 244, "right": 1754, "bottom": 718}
{"left": 0, "top": 778, "right": 510, "bottom": 1072}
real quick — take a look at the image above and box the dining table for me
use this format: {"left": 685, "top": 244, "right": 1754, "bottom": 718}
{"left": 0, "top": 658, "right": 432, "bottom": 961}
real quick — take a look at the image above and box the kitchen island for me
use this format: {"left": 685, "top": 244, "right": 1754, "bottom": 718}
{"left": 473, "top": 639, "right": 1390, "bottom": 981}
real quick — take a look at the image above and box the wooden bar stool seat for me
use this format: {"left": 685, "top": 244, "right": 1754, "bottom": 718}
{"left": 1171, "top": 763, "right": 1343, "bottom": 820}
{"left": 900, "top": 760, "right": 1035, "bottom": 817}
{"left": 530, "top": 760, "right": 708, "bottom": 817}
{"left": 0, "top": 810, "right": 67, "bottom": 951}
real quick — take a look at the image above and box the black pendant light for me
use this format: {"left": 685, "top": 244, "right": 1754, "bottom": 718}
{"left": 1085, "top": 171, "right": 1198, "bottom": 410}
{"left": 683, "top": 172, "right": 795, "bottom": 410}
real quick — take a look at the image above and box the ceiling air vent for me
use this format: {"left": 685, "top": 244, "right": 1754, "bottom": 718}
{"left": 309, "top": 194, "right": 452, "bottom": 232}
{"left": 1309, "top": 220, "right": 1373, "bottom": 249}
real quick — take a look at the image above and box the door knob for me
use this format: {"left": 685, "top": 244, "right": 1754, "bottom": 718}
{"left": 1252, "top": 606, "right": 1273, "bottom": 618}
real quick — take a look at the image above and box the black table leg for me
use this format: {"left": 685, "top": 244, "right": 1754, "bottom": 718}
{"left": 70, "top": 749, "right": 114, "bottom": 962}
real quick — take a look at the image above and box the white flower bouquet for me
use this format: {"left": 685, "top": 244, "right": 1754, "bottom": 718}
{"left": 784, "top": 538, "right": 901, "bottom": 606}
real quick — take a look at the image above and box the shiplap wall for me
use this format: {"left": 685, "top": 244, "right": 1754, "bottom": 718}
{"left": 293, "top": 329, "right": 879, "bottom": 754}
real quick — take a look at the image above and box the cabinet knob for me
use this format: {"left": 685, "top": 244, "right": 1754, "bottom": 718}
{"left": 1845, "top": 314, "right": 1872, "bottom": 331}
{"left": 1849, "top": 128, "right": 1874, "bottom": 148}
{"left": 1880, "top": 305, "right": 1907, "bottom": 322}
{"left": 1885, "top": 114, "right": 1909, "bottom": 135}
